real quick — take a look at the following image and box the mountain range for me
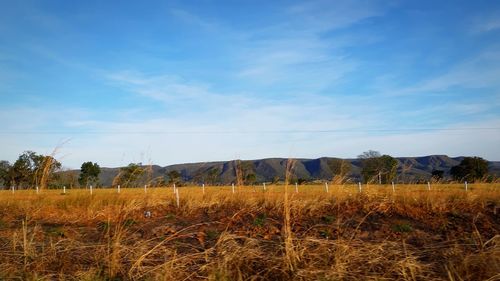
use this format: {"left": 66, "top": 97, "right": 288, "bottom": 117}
{"left": 89, "top": 155, "right": 500, "bottom": 186}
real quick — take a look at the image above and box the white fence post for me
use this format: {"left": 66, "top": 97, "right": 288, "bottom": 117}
{"left": 427, "top": 182, "right": 431, "bottom": 191}
{"left": 295, "top": 182, "right": 298, "bottom": 193}
{"left": 358, "top": 182, "right": 362, "bottom": 192}
{"left": 391, "top": 181, "right": 395, "bottom": 193}
{"left": 90, "top": 185, "right": 93, "bottom": 195}
{"left": 173, "top": 183, "right": 176, "bottom": 194}
{"left": 36, "top": 185, "right": 39, "bottom": 194}
{"left": 63, "top": 186, "right": 66, "bottom": 194}
{"left": 144, "top": 184, "right": 147, "bottom": 194}
{"left": 263, "top": 182, "right": 266, "bottom": 191}
{"left": 11, "top": 186, "right": 14, "bottom": 194}
{"left": 117, "top": 185, "right": 121, "bottom": 193}
{"left": 465, "top": 181, "right": 468, "bottom": 192}
{"left": 232, "top": 183, "right": 235, "bottom": 194}
{"left": 202, "top": 183, "right": 205, "bottom": 194}
{"left": 175, "top": 188, "right": 180, "bottom": 208}
{"left": 325, "top": 182, "right": 329, "bottom": 193}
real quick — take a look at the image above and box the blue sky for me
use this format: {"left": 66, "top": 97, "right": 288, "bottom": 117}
{"left": 1, "top": 0, "right": 500, "bottom": 168}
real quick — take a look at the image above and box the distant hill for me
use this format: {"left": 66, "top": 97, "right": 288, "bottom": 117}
{"left": 74, "top": 155, "right": 500, "bottom": 187}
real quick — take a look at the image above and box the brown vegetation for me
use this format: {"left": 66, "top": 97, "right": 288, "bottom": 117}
{"left": 0, "top": 183, "right": 499, "bottom": 280}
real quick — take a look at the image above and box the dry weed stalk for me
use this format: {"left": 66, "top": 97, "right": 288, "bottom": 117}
{"left": 235, "top": 159, "right": 244, "bottom": 188}
{"left": 112, "top": 170, "right": 125, "bottom": 187}
{"left": 0, "top": 184, "right": 499, "bottom": 280}
{"left": 38, "top": 142, "right": 66, "bottom": 191}
{"left": 283, "top": 158, "right": 298, "bottom": 272}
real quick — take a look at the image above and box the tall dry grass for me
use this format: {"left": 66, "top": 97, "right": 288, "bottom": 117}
{"left": 0, "top": 183, "right": 498, "bottom": 280}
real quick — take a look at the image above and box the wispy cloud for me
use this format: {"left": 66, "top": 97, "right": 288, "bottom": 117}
{"left": 104, "top": 70, "right": 264, "bottom": 114}
{"left": 233, "top": 0, "right": 390, "bottom": 91}
{"left": 416, "top": 51, "right": 500, "bottom": 91}
{"left": 470, "top": 12, "right": 500, "bottom": 33}
{"left": 287, "top": 0, "right": 387, "bottom": 32}
{"left": 107, "top": 71, "right": 215, "bottom": 103}
{"left": 385, "top": 50, "right": 500, "bottom": 96}
{"left": 2, "top": 1, "right": 500, "bottom": 168}
{"left": 236, "top": 36, "right": 357, "bottom": 90}
{"left": 104, "top": 68, "right": 372, "bottom": 128}
{"left": 3, "top": 111, "right": 497, "bottom": 168}
{"left": 169, "top": 8, "right": 218, "bottom": 31}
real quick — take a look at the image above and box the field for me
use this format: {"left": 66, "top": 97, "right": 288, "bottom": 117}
{"left": 0, "top": 183, "right": 499, "bottom": 280}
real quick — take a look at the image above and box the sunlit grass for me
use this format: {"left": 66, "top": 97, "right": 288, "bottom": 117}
{"left": 0, "top": 183, "right": 498, "bottom": 280}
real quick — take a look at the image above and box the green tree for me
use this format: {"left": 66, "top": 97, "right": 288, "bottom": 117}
{"left": 245, "top": 173, "right": 257, "bottom": 185}
{"left": 431, "top": 170, "right": 444, "bottom": 181}
{"left": 358, "top": 150, "right": 382, "bottom": 160}
{"left": 12, "top": 151, "right": 42, "bottom": 188}
{"left": 236, "top": 160, "right": 255, "bottom": 186}
{"left": 207, "top": 167, "right": 220, "bottom": 185}
{"left": 450, "top": 157, "right": 489, "bottom": 182}
{"left": 167, "top": 170, "right": 182, "bottom": 185}
{"left": 117, "top": 163, "right": 145, "bottom": 187}
{"left": 8, "top": 151, "right": 61, "bottom": 189}
{"left": 78, "top": 162, "right": 101, "bottom": 187}
{"left": 358, "top": 151, "right": 398, "bottom": 184}
{"left": 0, "top": 160, "right": 13, "bottom": 188}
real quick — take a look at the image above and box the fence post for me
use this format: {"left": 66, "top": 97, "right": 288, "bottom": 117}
{"left": 325, "top": 182, "right": 329, "bottom": 193}
{"left": 427, "top": 182, "right": 431, "bottom": 191}
{"left": 391, "top": 181, "right": 395, "bottom": 193}
{"left": 36, "top": 185, "right": 39, "bottom": 194}
{"left": 232, "top": 183, "right": 235, "bottom": 194}
{"left": 465, "top": 181, "right": 468, "bottom": 192}
{"left": 358, "top": 182, "right": 362, "bottom": 192}
{"left": 117, "top": 185, "right": 121, "bottom": 193}
{"left": 263, "top": 182, "right": 266, "bottom": 191}
{"left": 175, "top": 188, "right": 180, "bottom": 208}
{"left": 90, "top": 185, "right": 93, "bottom": 195}
{"left": 295, "top": 182, "right": 298, "bottom": 193}
{"left": 202, "top": 183, "right": 205, "bottom": 194}
{"left": 63, "top": 185, "right": 66, "bottom": 194}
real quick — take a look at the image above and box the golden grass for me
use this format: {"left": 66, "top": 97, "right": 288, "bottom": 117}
{"left": 0, "top": 183, "right": 499, "bottom": 280}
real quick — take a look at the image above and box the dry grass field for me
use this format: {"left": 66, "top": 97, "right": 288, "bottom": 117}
{"left": 0, "top": 183, "right": 499, "bottom": 280}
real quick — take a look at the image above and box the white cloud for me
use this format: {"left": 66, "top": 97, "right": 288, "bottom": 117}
{"left": 471, "top": 13, "right": 500, "bottom": 34}
{"left": 106, "top": 71, "right": 217, "bottom": 103}
{"left": 287, "top": 0, "right": 387, "bottom": 32}
{"left": 236, "top": 36, "right": 357, "bottom": 89}
{"left": 36, "top": 117, "right": 500, "bottom": 168}
{"left": 169, "top": 8, "right": 218, "bottom": 31}
{"left": 0, "top": 91, "right": 377, "bottom": 167}
{"left": 3, "top": 1, "right": 500, "bottom": 169}
{"left": 1, "top": 99, "right": 498, "bottom": 169}
{"left": 160, "top": 1, "right": 389, "bottom": 94}
{"left": 478, "top": 19, "right": 500, "bottom": 32}
{"left": 385, "top": 50, "right": 500, "bottom": 96}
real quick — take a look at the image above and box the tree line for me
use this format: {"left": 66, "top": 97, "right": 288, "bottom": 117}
{"left": 0, "top": 151, "right": 61, "bottom": 189}
{"left": 0, "top": 150, "right": 493, "bottom": 189}
{"left": 75, "top": 162, "right": 189, "bottom": 188}
{"left": 0, "top": 154, "right": 190, "bottom": 189}
{"left": 355, "top": 151, "right": 490, "bottom": 184}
